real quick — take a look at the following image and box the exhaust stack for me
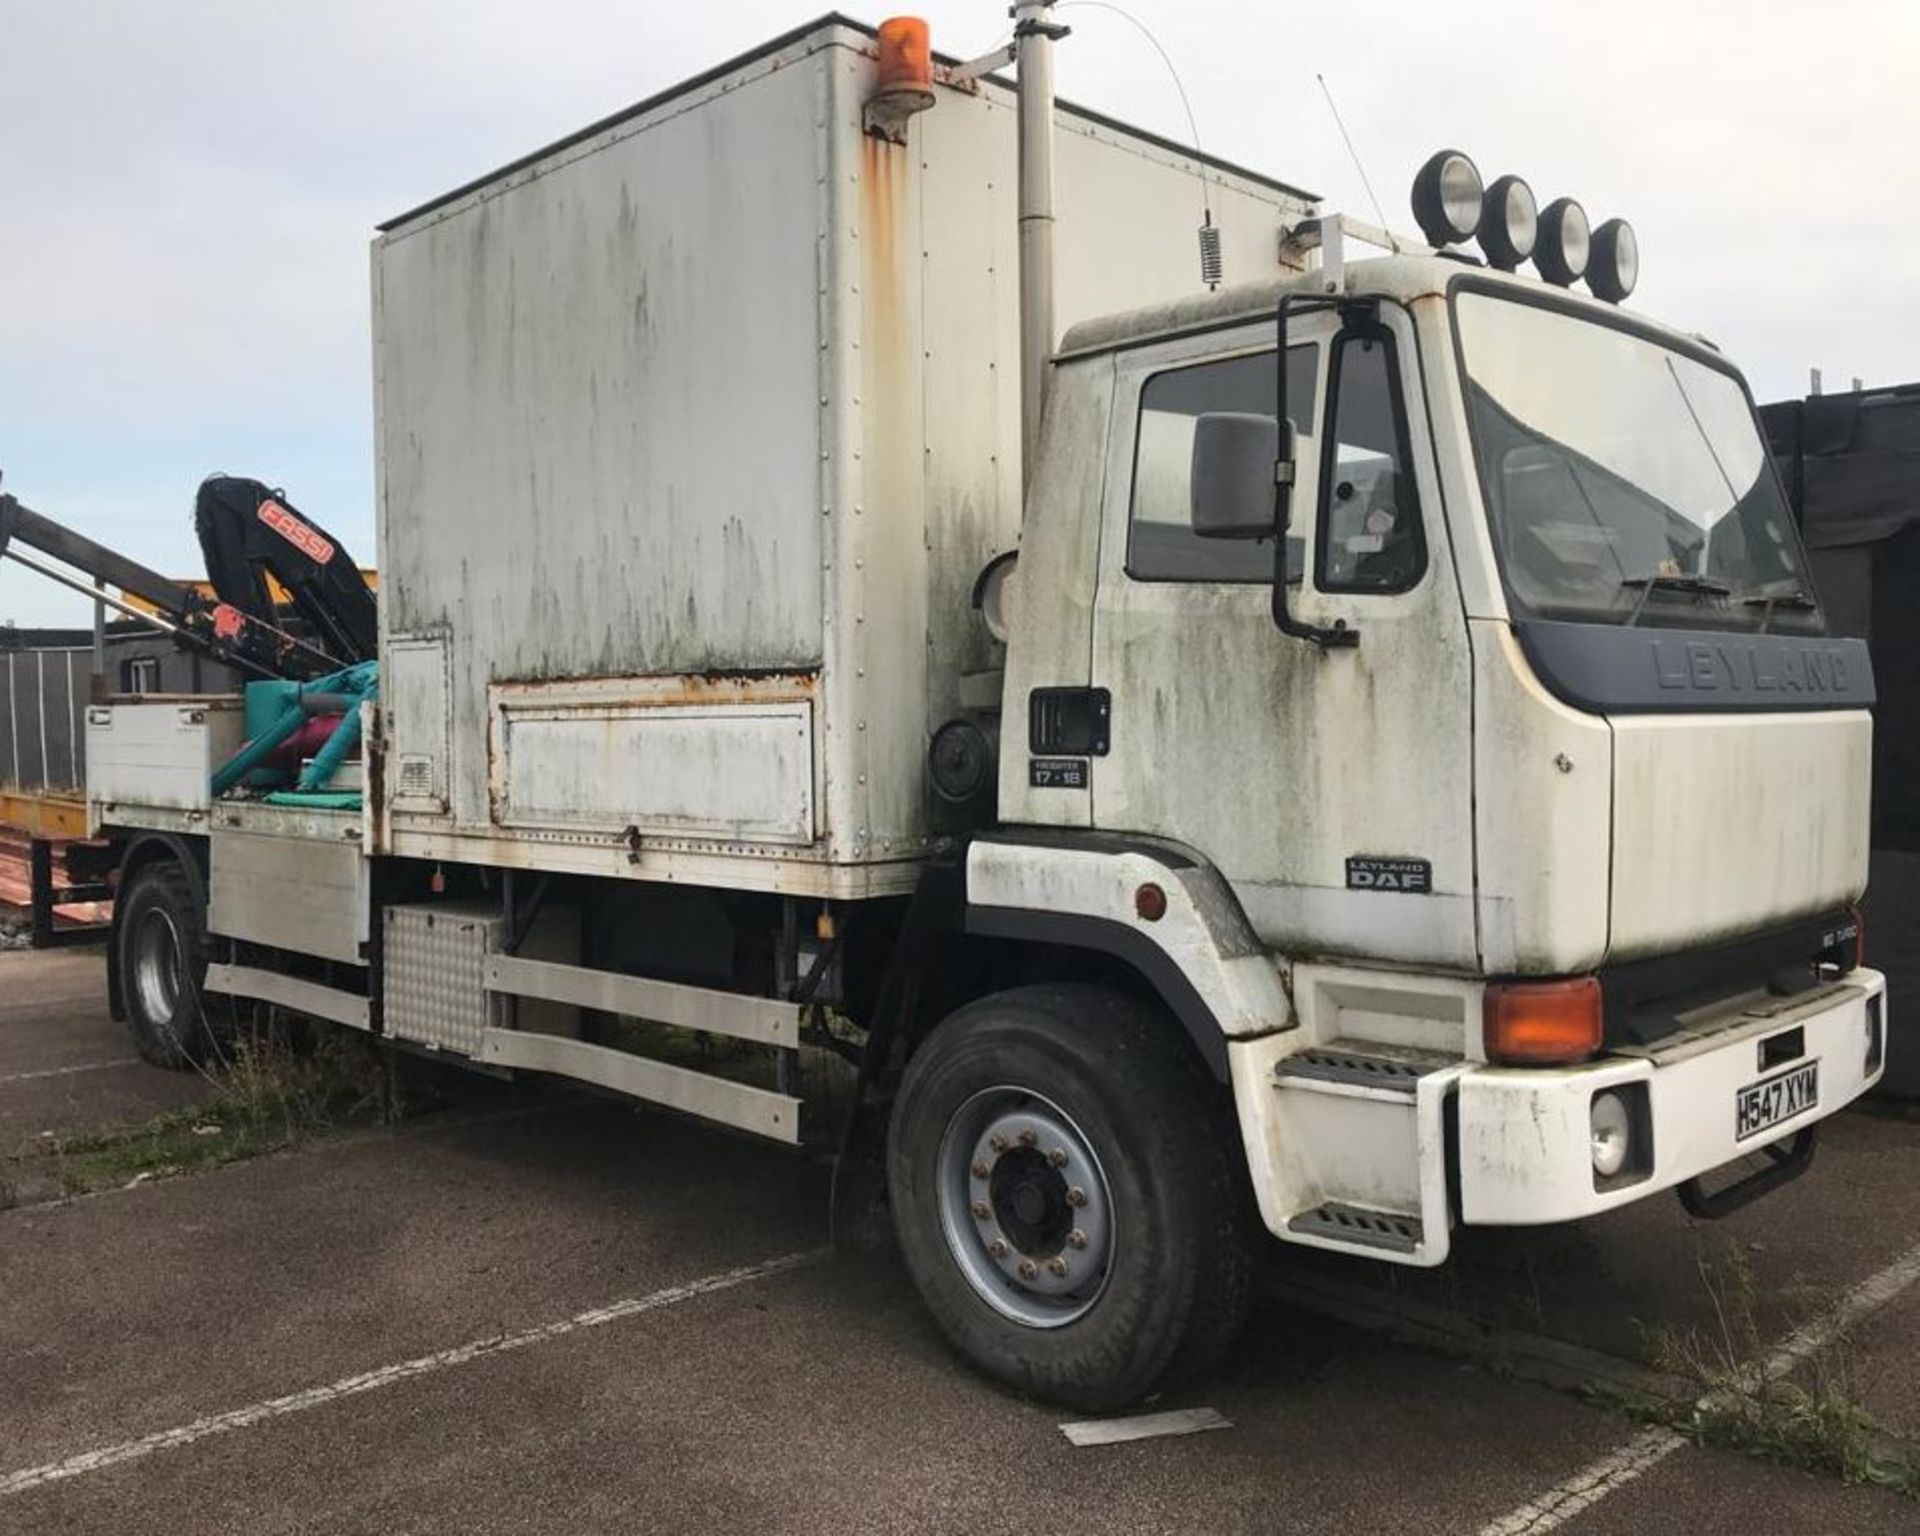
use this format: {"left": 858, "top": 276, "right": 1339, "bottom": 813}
{"left": 1014, "top": 0, "right": 1065, "bottom": 490}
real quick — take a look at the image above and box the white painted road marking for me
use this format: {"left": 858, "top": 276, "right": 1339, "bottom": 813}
{"left": 1477, "top": 1428, "right": 1686, "bottom": 1535}
{"left": 1766, "top": 1236, "right": 1920, "bottom": 1377}
{"left": 1060, "top": 1407, "right": 1233, "bottom": 1446}
{"left": 0, "top": 1058, "right": 139, "bottom": 1087}
{"left": 0, "top": 1249, "right": 822, "bottom": 1499}
{"left": 1476, "top": 1232, "right": 1920, "bottom": 1534}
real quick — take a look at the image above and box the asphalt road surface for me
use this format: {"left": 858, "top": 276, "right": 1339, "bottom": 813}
{"left": 3, "top": 948, "right": 1917, "bottom": 1534}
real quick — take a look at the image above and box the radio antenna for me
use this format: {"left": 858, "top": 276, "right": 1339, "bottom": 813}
{"left": 1316, "top": 72, "right": 1399, "bottom": 250}
{"left": 1056, "top": 1, "right": 1222, "bottom": 288}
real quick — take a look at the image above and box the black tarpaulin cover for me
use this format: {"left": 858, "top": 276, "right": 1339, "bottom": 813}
{"left": 1762, "top": 386, "right": 1920, "bottom": 550}
{"left": 1763, "top": 388, "right": 1920, "bottom": 845}
{"left": 1765, "top": 383, "right": 1920, "bottom": 1094}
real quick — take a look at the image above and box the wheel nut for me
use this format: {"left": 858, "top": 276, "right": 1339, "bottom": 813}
{"left": 1018, "top": 1128, "right": 1037, "bottom": 1147}
{"left": 1018, "top": 1259, "right": 1039, "bottom": 1280}
{"left": 971, "top": 1201, "right": 991, "bottom": 1220}
{"left": 1047, "top": 1257, "right": 1068, "bottom": 1278}
{"left": 988, "top": 1239, "right": 1008, "bottom": 1258}
{"left": 1066, "top": 1187, "right": 1088, "bottom": 1208}
{"left": 970, "top": 1161, "right": 990, "bottom": 1180}
{"left": 989, "top": 1134, "right": 1009, "bottom": 1152}
{"left": 1068, "top": 1229, "right": 1087, "bottom": 1250}
{"left": 1048, "top": 1148, "right": 1068, "bottom": 1168}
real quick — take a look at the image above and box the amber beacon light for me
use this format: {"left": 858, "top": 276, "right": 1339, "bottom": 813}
{"left": 867, "top": 17, "right": 935, "bottom": 140}
{"left": 877, "top": 16, "right": 932, "bottom": 90}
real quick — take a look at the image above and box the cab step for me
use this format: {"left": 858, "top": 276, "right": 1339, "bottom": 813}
{"left": 1273, "top": 1039, "right": 1460, "bottom": 1098}
{"left": 1287, "top": 1201, "right": 1424, "bottom": 1255}
{"left": 1268, "top": 1040, "right": 1469, "bottom": 1266}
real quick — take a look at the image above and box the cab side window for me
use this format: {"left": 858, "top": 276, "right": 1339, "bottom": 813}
{"left": 1318, "top": 329, "right": 1425, "bottom": 593}
{"left": 1128, "top": 346, "right": 1318, "bottom": 582}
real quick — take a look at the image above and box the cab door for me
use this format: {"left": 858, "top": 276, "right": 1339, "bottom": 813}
{"left": 1087, "top": 306, "right": 1479, "bottom": 969}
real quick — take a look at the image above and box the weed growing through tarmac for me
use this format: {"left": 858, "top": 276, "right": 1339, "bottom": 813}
{"left": 1637, "top": 1241, "right": 1918, "bottom": 1498}
{"left": 52, "top": 1021, "right": 393, "bottom": 1194}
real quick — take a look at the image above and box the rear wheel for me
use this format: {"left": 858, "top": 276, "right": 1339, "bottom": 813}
{"left": 886, "top": 984, "right": 1253, "bottom": 1411}
{"left": 115, "top": 861, "right": 212, "bottom": 1070}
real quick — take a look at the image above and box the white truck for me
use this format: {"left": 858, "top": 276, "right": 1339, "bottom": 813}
{"left": 51, "top": 11, "right": 1890, "bottom": 1409}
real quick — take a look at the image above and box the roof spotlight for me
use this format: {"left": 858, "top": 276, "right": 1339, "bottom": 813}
{"left": 1534, "top": 197, "right": 1590, "bottom": 286}
{"left": 1477, "top": 175, "right": 1537, "bottom": 271}
{"left": 1412, "top": 150, "right": 1483, "bottom": 246}
{"left": 1587, "top": 218, "right": 1638, "bottom": 303}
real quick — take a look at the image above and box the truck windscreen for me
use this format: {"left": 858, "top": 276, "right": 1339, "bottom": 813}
{"left": 1455, "top": 289, "right": 1825, "bottom": 634}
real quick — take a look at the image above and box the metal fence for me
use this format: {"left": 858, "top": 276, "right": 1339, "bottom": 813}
{"left": 0, "top": 647, "right": 90, "bottom": 794}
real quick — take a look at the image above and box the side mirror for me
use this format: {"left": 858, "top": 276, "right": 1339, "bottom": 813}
{"left": 1191, "top": 412, "right": 1290, "bottom": 540}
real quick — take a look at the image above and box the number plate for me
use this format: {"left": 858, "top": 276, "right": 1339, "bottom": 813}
{"left": 1735, "top": 1061, "right": 1819, "bottom": 1141}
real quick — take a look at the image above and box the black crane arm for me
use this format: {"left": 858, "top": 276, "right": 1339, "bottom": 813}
{"left": 194, "top": 477, "right": 378, "bottom": 667}
{"left": 0, "top": 494, "right": 196, "bottom": 619}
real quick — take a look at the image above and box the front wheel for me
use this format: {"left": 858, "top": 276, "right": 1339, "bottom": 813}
{"left": 886, "top": 984, "right": 1253, "bottom": 1411}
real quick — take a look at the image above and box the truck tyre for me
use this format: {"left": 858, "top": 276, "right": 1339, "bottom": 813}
{"left": 887, "top": 983, "right": 1253, "bottom": 1411}
{"left": 115, "top": 861, "right": 213, "bottom": 1070}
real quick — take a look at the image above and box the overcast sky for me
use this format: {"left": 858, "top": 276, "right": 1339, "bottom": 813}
{"left": 3, "top": 0, "right": 1915, "bottom": 627}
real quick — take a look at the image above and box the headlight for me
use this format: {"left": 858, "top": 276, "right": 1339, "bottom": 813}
{"left": 1412, "top": 150, "right": 1484, "bottom": 246}
{"left": 1478, "top": 175, "right": 1537, "bottom": 271}
{"left": 1590, "top": 1090, "right": 1632, "bottom": 1179}
{"left": 1587, "top": 218, "right": 1638, "bottom": 303}
{"left": 971, "top": 549, "right": 1018, "bottom": 644}
{"left": 1534, "top": 197, "right": 1590, "bottom": 286}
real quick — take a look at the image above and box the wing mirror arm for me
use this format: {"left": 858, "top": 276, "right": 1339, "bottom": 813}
{"left": 1271, "top": 294, "right": 1359, "bottom": 650}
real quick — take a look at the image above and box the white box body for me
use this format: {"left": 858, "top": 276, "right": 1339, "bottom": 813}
{"left": 370, "top": 17, "right": 1316, "bottom": 896}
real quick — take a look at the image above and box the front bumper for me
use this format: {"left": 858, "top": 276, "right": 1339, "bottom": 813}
{"left": 1457, "top": 968, "right": 1886, "bottom": 1225}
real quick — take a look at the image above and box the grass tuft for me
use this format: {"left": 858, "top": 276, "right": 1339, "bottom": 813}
{"left": 1679, "top": 1378, "right": 1905, "bottom": 1492}
{"left": 1644, "top": 1241, "right": 1918, "bottom": 1498}
{"left": 54, "top": 1026, "right": 389, "bottom": 1194}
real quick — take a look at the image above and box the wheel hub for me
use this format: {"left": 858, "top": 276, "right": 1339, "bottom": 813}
{"left": 936, "top": 1089, "right": 1114, "bottom": 1328}
{"left": 989, "top": 1146, "right": 1071, "bottom": 1255}
{"left": 131, "top": 907, "right": 184, "bottom": 1024}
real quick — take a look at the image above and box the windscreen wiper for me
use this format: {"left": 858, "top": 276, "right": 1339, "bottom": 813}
{"left": 1738, "top": 583, "right": 1818, "bottom": 632}
{"left": 1619, "top": 571, "right": 1732, "bottom": 627}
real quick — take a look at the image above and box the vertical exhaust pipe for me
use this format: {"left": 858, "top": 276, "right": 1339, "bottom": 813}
{"left": 1014, "top": 0, "right": 1065, "bottom": 492}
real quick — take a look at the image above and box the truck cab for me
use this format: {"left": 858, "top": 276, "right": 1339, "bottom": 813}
{"left": 964, "top": 246, "right": 1883, "bottom": 1275}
